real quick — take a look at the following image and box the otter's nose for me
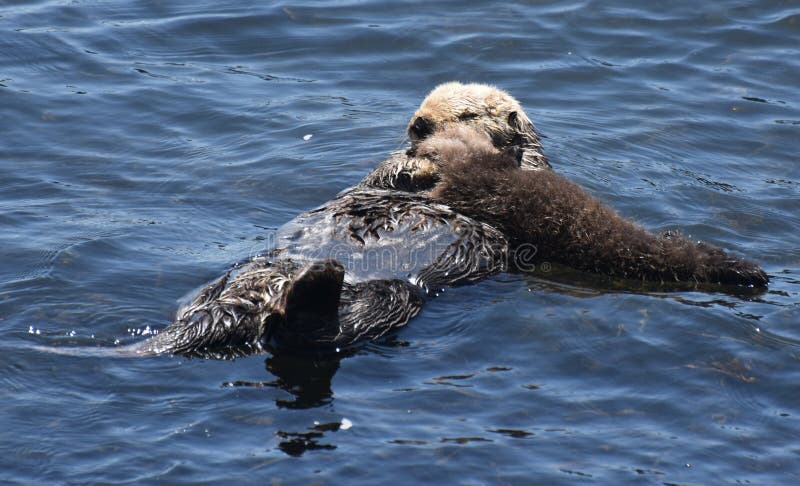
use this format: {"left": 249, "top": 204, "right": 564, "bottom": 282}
{"left": 409, "top": 117, "right": 433, "bottom": 140}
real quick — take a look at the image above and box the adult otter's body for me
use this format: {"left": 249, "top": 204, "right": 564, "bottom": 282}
{"left": 137, "top": 188, "right": 507, "bottom": 358}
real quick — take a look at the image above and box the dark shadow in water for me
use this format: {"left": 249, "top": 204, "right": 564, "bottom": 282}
{"left": 225, "top": 348, "right": 350, "bottom": 456}
{"left": 225, "top": 351, "right": 343, "bottom": 409}
{"left": 265, "top": 351, "right": 341, "bottom": 409}
{"left": 224, "top": 338, "right": 408, "bottom": 456}
{"left": 259, "top": 340, "right": 409, "bottom": 404}
{"left": 264, "top": 351, "right": 345, "bottom": 456}
{"left": 275, "top": 421, "right": 341, "bottom": 456}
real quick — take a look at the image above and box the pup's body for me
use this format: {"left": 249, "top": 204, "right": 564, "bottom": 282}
{"left": 422, "top": 126, "right": 768, "bottom": 286}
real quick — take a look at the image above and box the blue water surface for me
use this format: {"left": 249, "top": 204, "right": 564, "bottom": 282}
{"left": 1, "top": 1, "right": 799, "bottom": 483}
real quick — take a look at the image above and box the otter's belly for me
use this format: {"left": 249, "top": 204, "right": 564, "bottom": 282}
{"left": 274, "top": 189, "right": 508, "bottom": 286}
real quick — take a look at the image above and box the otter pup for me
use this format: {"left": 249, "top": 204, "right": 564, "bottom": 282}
{"left": 420, "top": 126, "right": 768, "bottom": 286}
{"left": 358, "top": 82, "right": 550, "bottom": 191}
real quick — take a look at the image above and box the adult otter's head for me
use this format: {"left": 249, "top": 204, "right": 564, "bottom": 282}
{"left": 407, "top": 82, "right": 550, "bottom": 170}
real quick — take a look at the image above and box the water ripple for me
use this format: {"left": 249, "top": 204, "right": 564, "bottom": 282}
{"left": 1, "top": 0, "right": 799, "bottom": 483}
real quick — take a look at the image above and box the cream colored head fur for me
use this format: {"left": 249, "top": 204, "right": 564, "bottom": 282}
{"left": 407, "top": 82, "right": 550, "bottom": 170}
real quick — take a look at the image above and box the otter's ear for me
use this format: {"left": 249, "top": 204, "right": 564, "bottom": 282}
{"left": 507, "top": 110, "right": 552, "bottom": 170}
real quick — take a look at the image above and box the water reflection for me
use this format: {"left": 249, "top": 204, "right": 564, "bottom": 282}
{"left": 224, "top": 350, "right": 345, "bottom": 455}
{"left": 276, "top": 421, "right": 340, "bottom": 457}
{"left": 225, "top": 351, "right": 342, "bottom": 409}
{"left": 265, "top": 351, "right": 341, "bottom": 409}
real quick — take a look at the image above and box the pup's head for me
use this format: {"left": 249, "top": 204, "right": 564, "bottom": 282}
{"left": 415, "top": 125, "right": 522, "bottom": 175}
{"left": 407, "top": 82, "right": 549, "bottom": 170}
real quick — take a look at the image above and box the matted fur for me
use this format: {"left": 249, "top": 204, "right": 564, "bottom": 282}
{"left": 424, "top": 126, "right": 768, "bottom": 287}
{"left": 136, "top": 188, "right": 509, "bottom": 357}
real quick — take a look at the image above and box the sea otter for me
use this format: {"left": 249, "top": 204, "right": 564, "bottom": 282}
{"left": 137, "top": 83, "right": 547, "bottom": 357}
{"left": 133, "top": 83, "right": 766, "bottom": 358}
{"left": 419, "top": 126, "right": 768, "bottom": 286}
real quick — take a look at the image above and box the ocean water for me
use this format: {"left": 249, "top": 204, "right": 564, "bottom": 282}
{"left": 1, "top": 0, "right": 799, "bottom": 483}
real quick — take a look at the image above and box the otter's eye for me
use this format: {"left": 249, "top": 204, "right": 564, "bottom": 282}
{"left": 409, "top": 117, "right": 433, "bottom": 140}
{"left": 458, "top": 112, "right": 478, "bottom": 121}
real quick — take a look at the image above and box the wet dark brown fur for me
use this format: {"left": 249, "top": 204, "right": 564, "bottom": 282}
{"left": 423, "top": 127, "right": 768, "bottom": 287}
